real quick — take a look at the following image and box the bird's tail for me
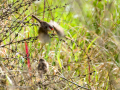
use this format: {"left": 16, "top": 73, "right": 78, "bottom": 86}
{"left": 32, "top": 15, "right": 42, "bottom": 23}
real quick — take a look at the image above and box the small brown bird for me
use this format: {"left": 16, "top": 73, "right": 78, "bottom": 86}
{"left": 38, "top": 58, "right": 49, "bottom": 78}
{"left": 32, "top": 15, "right": 65, "bottom": 43}
{"left": 32, "top": 15, "right": 53, "bottom": 43}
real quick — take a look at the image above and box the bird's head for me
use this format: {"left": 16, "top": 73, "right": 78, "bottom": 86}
{"left": 40, "top": 22, "right": 53, "bottom": 31}
{"left": 39, "top": 59, "right": 45, "bottom": 62}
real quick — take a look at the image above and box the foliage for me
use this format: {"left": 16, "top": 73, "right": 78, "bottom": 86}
{"left": 0, "top": 0, "right": 120, "bottom": 89}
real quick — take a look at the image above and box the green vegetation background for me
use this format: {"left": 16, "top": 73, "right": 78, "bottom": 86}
{"left": 0, "top": 0, "right": 120, "bottom": 89}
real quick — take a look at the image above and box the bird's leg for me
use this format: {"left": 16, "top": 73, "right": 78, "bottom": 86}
{"left": 40, "top": 43, "right": 45, "bottom": 56}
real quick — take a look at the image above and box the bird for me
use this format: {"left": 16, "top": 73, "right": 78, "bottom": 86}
{"left": 32, "top": 15, "right": 65, "bottom": 43}
{"left": 32, "top": 15, "right": 53, "bottom": 43}
{"left": 38, "top": 58, "right": 49, "bottom": 78}
{"left": 49, "top": 20, "right": 64, "bottom": 37}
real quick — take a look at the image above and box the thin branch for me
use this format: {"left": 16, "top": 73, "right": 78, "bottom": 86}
{"left": 57, "top": 75, "right": 90, "bottom": 90}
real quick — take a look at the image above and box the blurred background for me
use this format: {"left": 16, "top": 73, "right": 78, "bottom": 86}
{"left": 0, "top": 0, "right": 120, "bottom": 89}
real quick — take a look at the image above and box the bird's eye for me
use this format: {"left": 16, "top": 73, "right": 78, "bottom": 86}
{"left": 45, "top": 26, "right": 47, "bottom": 29}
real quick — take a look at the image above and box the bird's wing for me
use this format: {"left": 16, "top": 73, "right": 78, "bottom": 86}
{"left": 49, "top": 21, "right": 64, "bottom": 37}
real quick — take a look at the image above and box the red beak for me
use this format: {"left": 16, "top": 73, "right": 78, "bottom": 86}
{"left": 49, "top": 26, "right": 53, "bottom": 30}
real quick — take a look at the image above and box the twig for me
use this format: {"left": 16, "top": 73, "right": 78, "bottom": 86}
{"left": 0, "top": 36, "right": 38, "bottom": 48}
{"left": 57, "top": 75, "right": 90, "bottom": 90}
